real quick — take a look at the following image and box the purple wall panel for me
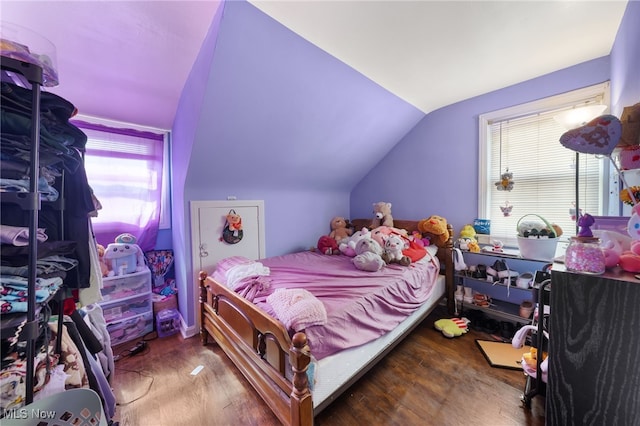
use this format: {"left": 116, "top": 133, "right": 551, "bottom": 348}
{"left": 183, "top": 1, "right": 422, "bottom": 255}
{"left": 171, "top": 1, "right": 223, "bottom": 326}
{"left": 351, "top": 57, "right": 611, "bottom": 235}
{"left": 610, "top": 0, "right": 640, "bottom": 116}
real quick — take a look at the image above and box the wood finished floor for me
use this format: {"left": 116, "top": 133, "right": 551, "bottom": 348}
{"left": 111, "top": 305, "right": 545, "bottom": 426}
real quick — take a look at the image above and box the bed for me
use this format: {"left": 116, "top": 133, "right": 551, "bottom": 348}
{"left": 198, "top": 219, "right": 454, "bottom": 425}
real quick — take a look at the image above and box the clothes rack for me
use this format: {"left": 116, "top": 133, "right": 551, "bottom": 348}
{"left": 1, "top": 55, "right": 45, "bottom": 405}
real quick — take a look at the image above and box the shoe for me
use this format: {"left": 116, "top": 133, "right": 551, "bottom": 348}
{"left": 493, "top": 260, "right": 510, "bottom": 279}
{"left": 473, "top": 264, "right": 487, "bottom": 279}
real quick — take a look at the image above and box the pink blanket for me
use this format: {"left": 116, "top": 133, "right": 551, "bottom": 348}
{"left": 218, "top": 251, "right": 440, "bottom": 360}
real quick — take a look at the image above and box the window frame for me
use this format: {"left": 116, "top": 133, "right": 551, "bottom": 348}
{"left": 477, "top": 82, "right": 612, "bottom": 246}
{"left": 75, "top": 114, "right": 172, "bottom": 230}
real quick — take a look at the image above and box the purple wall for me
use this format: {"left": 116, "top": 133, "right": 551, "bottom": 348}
{"left": 170, "top": 0, "right": 638, "bottom": 331}
{"left": 171, "top": 1, "right": 223, "bottom": 327}
{"left": 183, "top": 1, "right": 423, "bottom": 255}
{"left": 351, "top": 57, "right": 611, "bottom": 236}
{"left": 610, "top": 0, "right": 640, "bottom": 116}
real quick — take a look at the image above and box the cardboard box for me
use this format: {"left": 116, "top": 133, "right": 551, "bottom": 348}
{"left": 152, "top": 293, "right": 177, "bottom": 315}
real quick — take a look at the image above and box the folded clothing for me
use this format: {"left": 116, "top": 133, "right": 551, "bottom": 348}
{"left": 0, "top": 225, "right": 48, "bottom": 246}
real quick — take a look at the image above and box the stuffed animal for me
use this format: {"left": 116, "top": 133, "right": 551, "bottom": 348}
{"left": 317, "top": 235, "right": 339, "bottom": 255}
{"left": 339, "top": 227, "right": 370, "bottom": 257}
{"left": 104, "top": 242, "right": 146, "bottom": 275}
{"left": 418, "top": 215, "right": 450, "bottom": 247}
{"left": 370, "top": 225, "right": 408, "bottom": 248}
{"left": 352, "top": 237, "right": 385, "bottom": 272}
{"left": 459, "top": 224, "right": 476, "bottom": 240}
{"left": 594, "top": 229, "right": 631, "bottom": 269}
{"left": 467, "top": 240, "right": 481, "bottom": 253}
{"left": 382, "top": 233, "right": 411, "bottom": 266}
{"left": 434, "top": 317, "right": 470, "bottom": 338}
{"left": 371, "top": 202, "right": 394, "bottom": 228}
{"left": 226, "top": 211, "right": 243, "bottom": 231}
{"left": 618, "top": 205, "right": 640, "bottom": 272}
{"left": 96, "top": 244, "right": 112, "bottom": 277}
{"left": 329, "top": 216, "right": 352, "bottom": 244}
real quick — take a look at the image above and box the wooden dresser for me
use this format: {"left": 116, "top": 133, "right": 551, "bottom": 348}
{"left": 548, "top": 266, "right": 640, "bottom": 424}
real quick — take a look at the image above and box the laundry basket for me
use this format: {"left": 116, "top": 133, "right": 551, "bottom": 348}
{"left": 516, "top": 214, "right": 559, "bottom": 261}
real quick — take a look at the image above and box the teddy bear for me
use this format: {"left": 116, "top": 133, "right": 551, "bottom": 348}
{"left": 352, "top": 237, "right": 385, "bottom": 272}
{"left": 371, "top": 202, "right": 394, "bottom": 228}
{"left": 418, "top": 215, "right": 450, "bottom": 247}
{"left": 339, "top": 227, "right": 370, "bottom": 257}
{"left": 382, "top": 233, "right": 411, "bottom": 266}
{"left": 329, "top": 216, "right": 352, "bottom": 244}
{"left": 96, "top": 244, "right": 112, "bottom": 277}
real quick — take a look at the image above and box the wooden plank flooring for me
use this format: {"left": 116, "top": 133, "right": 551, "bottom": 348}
{"left": 111, "top": 305, "right": 545, "bottom": 425}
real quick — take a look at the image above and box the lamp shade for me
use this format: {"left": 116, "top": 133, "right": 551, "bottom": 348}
{"left": 554, "top": 104, "right": 607, "bottom": 130}
{"left": 559, "top": 114, "right": 622, "bottom": 155}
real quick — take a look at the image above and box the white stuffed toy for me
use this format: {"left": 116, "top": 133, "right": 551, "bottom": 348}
{"left": 339, "top": 227, "right": 370, "bottom": 257}
{"left": 104, "top": 243, "right": 146, "bottom": 276}
{"left": 383, "top": 233, "right": 411, "bottom": 266}
{"left": 352, "top": 237, "right": 385, "bottom": 272}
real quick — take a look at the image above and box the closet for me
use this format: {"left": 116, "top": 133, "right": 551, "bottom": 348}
{"left": 1, "top": 28, "right": 114, "bottom": 421}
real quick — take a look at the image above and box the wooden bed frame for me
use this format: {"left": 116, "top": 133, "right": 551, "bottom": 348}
{"left": 198, "top": 219, "right": 454, "bottom": 426}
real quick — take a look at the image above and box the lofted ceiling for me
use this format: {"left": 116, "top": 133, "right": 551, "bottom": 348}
{"left": 0, "top": 0, "right": 628, "bottom": 130}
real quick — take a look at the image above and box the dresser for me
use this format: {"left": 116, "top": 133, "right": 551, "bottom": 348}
{"left": 548, "top": 266, "right": 640, "bottom": 424}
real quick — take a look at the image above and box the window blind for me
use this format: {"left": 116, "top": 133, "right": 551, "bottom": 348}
{"left": 488, "top": 108, "right": 602, "bottom": 242}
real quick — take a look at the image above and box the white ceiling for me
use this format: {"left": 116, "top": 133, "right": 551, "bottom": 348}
{"left": 1, "top": 1, "right": 628, "bottom": 130}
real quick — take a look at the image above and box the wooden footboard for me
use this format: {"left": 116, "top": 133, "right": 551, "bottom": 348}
{"left": 198, "top": 271, "right": 313, "bottom": 426}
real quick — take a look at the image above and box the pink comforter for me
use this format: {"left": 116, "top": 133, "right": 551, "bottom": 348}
{"left": 241, "top": 251, "right": 440, "bottom": 360}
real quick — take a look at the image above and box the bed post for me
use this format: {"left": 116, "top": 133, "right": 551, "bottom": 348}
{"left": 445, "top": 224, "right": 455, "bottom": 315}
{"left": 290, "top": 332, "right": 313, "bottom": 426}
{"left": 198, "top": 271, "right": 209, "bottom": 345}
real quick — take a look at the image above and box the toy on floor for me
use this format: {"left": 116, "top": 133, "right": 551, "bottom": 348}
{"left": 434, "top": 317, "right": 470, "bottom": 338}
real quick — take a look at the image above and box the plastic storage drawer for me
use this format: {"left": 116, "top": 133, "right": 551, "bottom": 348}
{"left": 101, "top": 269, "right": 151, "bottom": 302}
{"left": 107, "top": 311, "right": 153, "bottom": 346}
{"left": 101, "top": 294, "right": 152, "bottom": 324}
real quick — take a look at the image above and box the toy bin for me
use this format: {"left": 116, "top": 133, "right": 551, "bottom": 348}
{"left": 101, "top": 269, "right": 151, "bottom": 302}
{"left": 101, "top": 294, "right": 152, "bottom": 323}
{"left": 156, "top": 308, "right": 180, "bottom": 338}
{"left": 107, "top": 311, "right": 153, "bottom": 346}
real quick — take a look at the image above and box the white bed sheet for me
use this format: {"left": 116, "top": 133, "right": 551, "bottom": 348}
{"left": 311, "top": 272, "right": 446, "bottom": 412}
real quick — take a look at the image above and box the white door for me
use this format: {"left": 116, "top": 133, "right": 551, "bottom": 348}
{"left": 190, "top": 200, "right": 265, "bottom": 276}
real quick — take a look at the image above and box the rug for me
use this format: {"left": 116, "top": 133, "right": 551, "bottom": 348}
{"left": 476, "top": 339, "right": 530, "bottom": 370}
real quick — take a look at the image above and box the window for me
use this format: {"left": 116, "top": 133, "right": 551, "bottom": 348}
{"left": 74, "top": 117, "right": 170, "bottom": 251}
{"left": 478, "top": 82, "right": 610, "bottom": 246}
